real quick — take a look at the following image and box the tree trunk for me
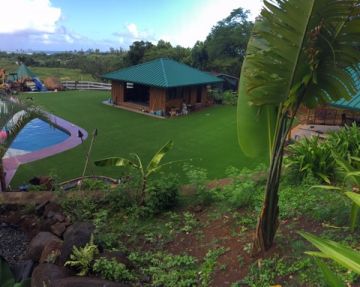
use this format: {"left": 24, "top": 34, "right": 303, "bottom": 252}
{"left": 0, "top": 161, "right": 6, "bottom": 192}
{"left": 253, "top": 113, "right": 290, "bottom": 254}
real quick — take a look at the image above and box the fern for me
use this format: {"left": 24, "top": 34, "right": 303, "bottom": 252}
{"left": 64, "top": 234, "right": 99, "bottom": 276}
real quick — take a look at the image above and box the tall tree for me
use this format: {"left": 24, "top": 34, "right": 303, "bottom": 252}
{"left": 125, "top": 41, "right": 154, "bottom": 65}
{"left": 205, "top": 8, "right": 253, "bottom": 76}
{"left": 237, "top": 0, "right": 360, "bottom": 253}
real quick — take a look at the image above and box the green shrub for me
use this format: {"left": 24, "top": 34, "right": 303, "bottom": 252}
{"left": 327, "top": 123, "right": 360, "bottom": 169}
{"left": 223, "top": 166, "right": 261, "bottom": 209}
{"left": 93, "top": 257, "right": 134, "bottom": 282}
{"left": 285, "top": 136, "right": 335, "bottom": 183}
{"left": 144, "top": 173, "right": 179, "bottom": 214}
{"left": 222, "top": 90, "right": 238, "bottom": 105}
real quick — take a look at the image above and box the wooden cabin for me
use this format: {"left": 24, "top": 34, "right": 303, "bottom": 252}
{"left": 102, "top": 58, "right": 223, "bottom": 117}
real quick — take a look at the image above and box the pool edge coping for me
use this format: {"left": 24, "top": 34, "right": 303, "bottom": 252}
{"left": 2, "top": 114, "right": 88, "bottom": 190}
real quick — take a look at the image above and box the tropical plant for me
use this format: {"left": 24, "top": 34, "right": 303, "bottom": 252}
{"left": 299, "top": 212, "right": 360, "bottom": 287}
{"left": 313, "top": 156, "right": 360, "bottom": 231}
{"left": 237, "top": 0, "right": 360, "bottom": 252}
{"left": 0, "top": 96, "right": 44, "bottom": 191}
{"left": 94, "top": 140, "right": 174, "bottom": 206}
{"left": 285, "top": 136, "right": 334, "bottom": 183}
{"left": 64, "top": 235, "right": 99, "bottom": 276}
{"left": 327, "top": 123, "right": 360, "bottom": 169}
{"left": 93, "top": 257, "right": 134, "bottom": 282}
{"left": 0, "top": 256, "right": 30, "bottom": 287}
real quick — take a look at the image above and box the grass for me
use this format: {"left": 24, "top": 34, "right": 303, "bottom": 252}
{"left": 31, "top": 67, "right": 95, "bottom": 81}
{"left": 11, "top": 90, "right": 262, "bottom": 186}
{"left": 0, "top": 58, "right": 94, "bottom": 81}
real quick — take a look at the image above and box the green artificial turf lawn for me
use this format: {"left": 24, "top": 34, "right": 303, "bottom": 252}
{"left": 11, "top": 90, "right": 263, "bottom": 186}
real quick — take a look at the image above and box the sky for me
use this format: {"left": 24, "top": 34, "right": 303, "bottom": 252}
{"left": 0, "top": 0, "right": 264, "bottom": 52}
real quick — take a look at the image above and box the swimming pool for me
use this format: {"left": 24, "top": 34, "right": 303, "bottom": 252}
{"left": 9, "top": 118, "right": 70, "bottom": 152}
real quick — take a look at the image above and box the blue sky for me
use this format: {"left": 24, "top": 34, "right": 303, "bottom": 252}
{"left": 1, "top": 0, "right": 263, "bottom": 51}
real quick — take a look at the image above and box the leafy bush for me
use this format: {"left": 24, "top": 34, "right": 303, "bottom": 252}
{"left": 144, "top": 173, "right": 179, "bottom": 214}
{"left": 285, "top": 136, "right": 335, "bottom": 183}
{"left": 93, "top": 257, "right": 134, "bottom": 282}
{"left": 222, "top": 90, "right": 238, "bottom": 105}
{"left": 327, "top": 123, "right": 360, "bottom": 169}
{"left": 223, "top": 166, "right": 262, "bottom": 209}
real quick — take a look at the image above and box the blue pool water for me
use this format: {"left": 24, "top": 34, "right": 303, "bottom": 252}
{"left": 10, "top": 118, "right": 70, "bottom": 152}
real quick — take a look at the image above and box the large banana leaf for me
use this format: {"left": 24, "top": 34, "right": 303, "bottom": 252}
{"left": 237, "top": 0, "right": 360, "bottom": 158}
{"left": 146, "top": 140, "right": 173, "bottom": 176}
{"left": 299, "top": 231, "right": 360, "bottom": 274}
{"left": 94, "top": 157, "right": 138, "bottom": 168}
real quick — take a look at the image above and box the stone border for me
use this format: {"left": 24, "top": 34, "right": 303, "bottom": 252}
{"left": 2, "top": 114, "right": 88, "bottom": 189}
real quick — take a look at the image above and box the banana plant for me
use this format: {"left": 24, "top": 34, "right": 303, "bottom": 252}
{"left": 237, "top": 0, "right": 360, "bottom": 253}
{"left": 94, "top": 140, "right": 174, "bottom": 205}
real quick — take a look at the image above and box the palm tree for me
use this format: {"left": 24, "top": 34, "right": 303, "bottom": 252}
{"left": 0, "top": 95, "right": 43, "bottom": 191}
{"left": 237, "top": 0, "right": 360, "bottom": 253}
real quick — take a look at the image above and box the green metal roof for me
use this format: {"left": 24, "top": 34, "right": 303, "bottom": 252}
{"left": 102, "top": 58, "right": 223, "bottom": 88}
{"left": 331, "top": 67, "right": 360, "bottom": 111}
{"left": 16, "top": 64, "right": 37, "bottom": 80}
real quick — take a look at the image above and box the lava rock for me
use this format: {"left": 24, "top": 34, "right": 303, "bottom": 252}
{"left": 27, "top": 232, "right": 60, "bottom": 262}
{"left": 51, "top": 222, "right": 67, "bottom": 237}
{"left": 0, "top": 225, "right": 28, "bottom": 265}
{"left": 44, "top": 202, "right": 62, "bottom": 219}
{"left": 59, "top": 222, "right": 95, "bottom": 265}
{"left": 31, "top": 263, "right": 70, "bottom": 287}
{"left": 40, "top": 239, "right": 63, "bottom": 264}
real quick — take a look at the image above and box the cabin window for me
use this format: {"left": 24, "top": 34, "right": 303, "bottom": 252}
{"left": 126, "top": 82, "right": 134, "bottom": 89}
{"left": 167, "top": 88, "right": 183, "bottom": 100}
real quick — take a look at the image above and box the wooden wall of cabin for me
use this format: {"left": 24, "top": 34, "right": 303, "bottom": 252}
{"left": 111, "top": 81, "right": 124, "bottom": 105}
{"left": 149, "top": 87, "right": 166, "bottom": 112}
{"left": 297, "top": 105, "right": 360, "bottom": 126}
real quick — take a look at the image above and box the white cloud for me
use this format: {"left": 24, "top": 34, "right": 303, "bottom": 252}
{"left": 169, "top": 0, "right": 263, "bottom": 48}
{"left": 0, "top": 0, "right": 61, "bottom": 34}
{"left": 127, "top": 23, "right": 139, "bottom": 38}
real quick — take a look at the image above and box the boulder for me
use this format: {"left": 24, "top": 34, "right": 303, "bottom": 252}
{"left": 27, "top": 231, "right": 60, "bottom": 262}
{"left": 51, "top": 222, "right": 67, "bottom": 237}
{"left": 31, "top": 263, "right": 69, "bottom": 287}
{"left": 10, "top": 259, "right": 34, "bottom": 282}
{"left": 40, "top": 239, "right": 63, "bottom": 264}
{"left": 59, "top": 222, "right": 95, "bottom": 265}
{"left": 43, "top": 202, "right": 62, "bottom": 218}
{"left": 53, "top": 277, "right": 130, "bottom": 287}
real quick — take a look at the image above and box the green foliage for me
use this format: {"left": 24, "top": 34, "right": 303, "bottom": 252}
{"left": 142, "top": 173, "right": 179, "bottom": 215}
{"left": 223, "top": 166, "right": 262, "bottom": 209}
{"left": 181, "top": 212, "right": 198, "bottom": 233}
{"left": 199, "top": 247, "right": 227, "bottom": 286}
{"left": 279, "top": 176, "right": 350, "bottom": 225}
{"left": 241, "top": 256, "right": 317, "bottom": 287}
{"left": 0, "top": 257, "right": 30, "bottom": 287}
{"left": 285, "top": 136, "right": 335, "bottom": 183}
{"left": 64, "top": 235, "right": 99, "bottom": 276}
{"left": 300, "top": 231, "right": 360, "bottom": 285}
{"left": 93, "top": 257, "right": 134, "bottom": 282}
{"left": 222, "top": 90, "right": 238, "bottom": 106}
{"left": 204, "top": 8, "right": 253, "bottom": 75}
{"left": 327, "top": 123, "right": 360, "bottom": 169}
{"left": 80, "top": 179, "right": 111, "bottom": 191}
{"left": 129, "top": 251, "right": 198, "bottom": 287}
{"left": 95, "top": 140, "right": 175, "bottom": 206}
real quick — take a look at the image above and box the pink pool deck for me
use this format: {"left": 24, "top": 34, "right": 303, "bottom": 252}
{"left": 2, "top": 114, "right": 88, "bottom": 190}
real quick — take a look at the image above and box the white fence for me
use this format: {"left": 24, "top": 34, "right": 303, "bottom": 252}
{"left": 61, "top": 81, "right": 111, "bottom": 91}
